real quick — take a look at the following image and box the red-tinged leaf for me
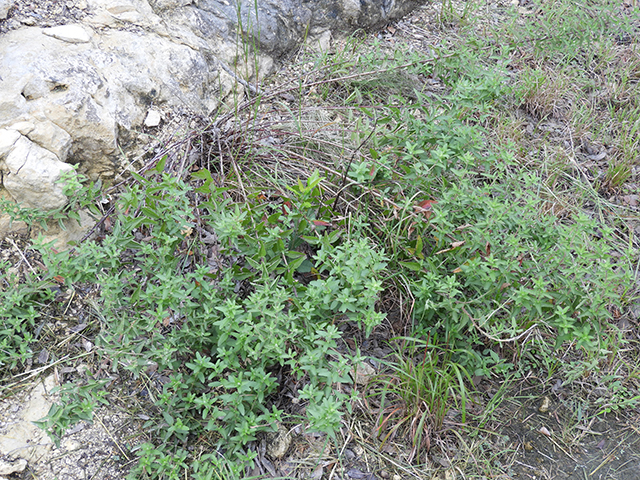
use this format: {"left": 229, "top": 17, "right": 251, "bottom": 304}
{"left": 369, "top": 164, "right": 376, "bottom": 177}
{"left": 414, "top": 199, "right": 438, "bottom": 219}
{"left": 194, "top": 280, "right": 201, "bottom": 288}
{"left": 312, "top": 220, "right": 332, "bottom": 227}
{"left": 418, "top": 199, "right": 437, "bottom": 209}
{"left": 53, "top": 275, "right": 65, "bottom": 284}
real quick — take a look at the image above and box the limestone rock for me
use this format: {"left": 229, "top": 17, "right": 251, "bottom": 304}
{"left": 0, "top": 130, "right": 74, "bottom": 210}
{"left": 0, "top": 458, "right": 27, "bottom": 476}
{"left": 0, "top": 127, "right": 20, "bottom": 157}
{"left": 42, "top": 24, "right": 93, "bottom": 43}
{"left": 11, "top": 119, "right": 73, "bottom": 162}
{"left": 38, "top": 209, "right": 96, "bottom": 251}
{"left": 0, "top": 375, "right": 57, "bottom": 464}
{"left": 0, "top": 0, "right": 12, "bottom": 20}
{"left": 0, "top": 0, "right": 426, "bottom": 243}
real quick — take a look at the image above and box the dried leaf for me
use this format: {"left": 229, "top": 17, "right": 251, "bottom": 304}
{"left": 436, "top": 241, "right": 465, "bottom": 255}
{"left": 539, "top": 426, "right": 551, "bottom": 437}
{"left": 415, "top": 199, "right": 437, "bottom": 219}
{"left": 312, "top": 220, "right": 332, "bottom": 227}
{"left": 311, "top": 465, "right": 323, "bottom": 480}
{"left": 70, "top": 323, "right": 87, "bottom": 334}
{"left": 82, "top": 339, "right": 93, "bottom": 352}
{"left": 260, "top": 456, "right": 276, "bottom": 476}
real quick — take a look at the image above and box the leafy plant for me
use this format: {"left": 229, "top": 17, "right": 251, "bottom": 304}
{"left": 0, "top": 267, "right": 56, "bottom": 372}
{"left": 35, "top": 162, "right": 387, "bottom": 472}
{"left": 34, "top": 377, "right": 110, "bottom": 446}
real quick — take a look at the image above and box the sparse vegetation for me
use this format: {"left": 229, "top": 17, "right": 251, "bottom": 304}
{"left": 1, "top": 0, "right": 639, "bottom": 478}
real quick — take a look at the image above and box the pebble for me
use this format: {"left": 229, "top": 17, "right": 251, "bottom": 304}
{"left": 144, "top": 110, "right": 162, "bottom": 128}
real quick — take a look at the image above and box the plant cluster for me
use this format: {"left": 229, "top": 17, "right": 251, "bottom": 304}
{"left": 1, "top": 0, "right": 638, "bottom": 477}
{"left": 27, "top": 161, "right": 387, "bottom": 477}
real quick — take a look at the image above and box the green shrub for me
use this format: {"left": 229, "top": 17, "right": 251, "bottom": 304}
{"left": 36, "top": 164, "right": 387, "bottom": 474}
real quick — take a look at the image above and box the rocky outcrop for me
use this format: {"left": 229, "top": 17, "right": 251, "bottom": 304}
{"left": 0, "top": 0, "right": 424, "bottom": 242}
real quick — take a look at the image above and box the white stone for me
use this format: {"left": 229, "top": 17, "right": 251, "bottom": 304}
{"left": 0, "top": 375, "right": 57, "bottom": 463}
{"left": 0, "top": 92, "right": 28, "bottom": 128}
{"left": 0, "top": 128, "right": 21, "bottom": 158}
{"left": 0, "top": 0, "right": 11, "bottom": 20}
{"left": 2, "top": 135, "right": 74, "bottom": 210}
{"left": 38, "top": 209, "right": 96, "bottom": 251}
{"left": 10, "top": 121, "right": 35, "bottom": 136}
{"left": 42, "top": 25, "right": 93, "bottom": 44}
{"left": 144, "top": 109, "right": 162, "bottom": 127}
{"left": 307, "top": 30, "right": 332, "bottom": 52}
{"left": 0, "top": 458, "right": 27, "bottom": 476}
{"left": 24, "top": 120, "right": 73, "bottom": 162}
